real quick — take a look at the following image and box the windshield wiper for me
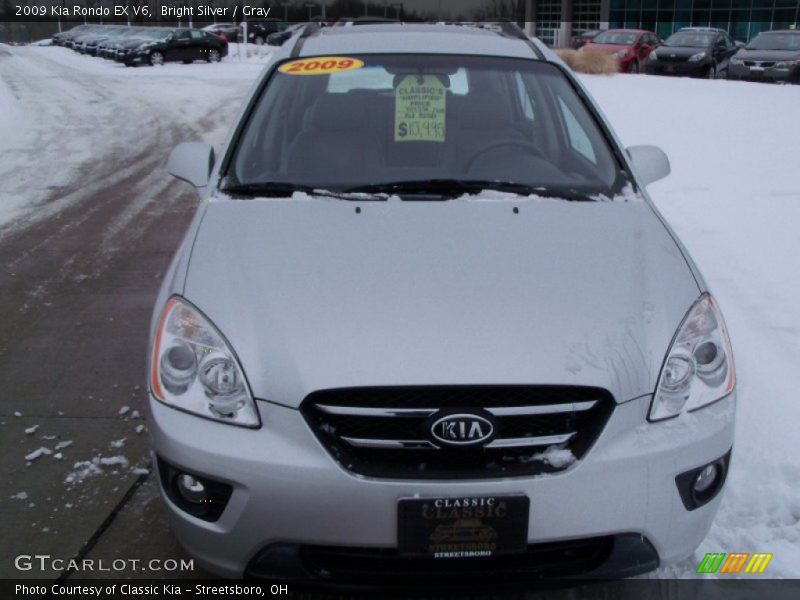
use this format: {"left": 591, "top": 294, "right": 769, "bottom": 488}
{"left": 345, "top": 179, "right": 595, "bottom": 201}
{"left": 219, "top": 182, "right": 384, "bottom": 201}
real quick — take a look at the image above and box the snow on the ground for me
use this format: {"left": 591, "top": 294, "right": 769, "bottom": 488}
{"left": 581, "top": 73, "right": 800, "bottom": 578}
{"left": 0, "top": 43, "right": 270, "bottom": 233}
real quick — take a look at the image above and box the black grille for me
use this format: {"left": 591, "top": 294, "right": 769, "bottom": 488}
{"left": 301, "top": 386, "right": 614, "bottom": 479}
{"left": 298, "top": 537, "right": 613, "bottom": 582}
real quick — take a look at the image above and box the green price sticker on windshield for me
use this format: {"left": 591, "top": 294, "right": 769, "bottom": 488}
{"left": 394, "top": 75, "right": 446, "bottom": 143}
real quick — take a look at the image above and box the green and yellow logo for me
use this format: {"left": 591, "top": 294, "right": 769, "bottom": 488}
{"left": 697, "top": 552, "right": 773, "bottom": 574}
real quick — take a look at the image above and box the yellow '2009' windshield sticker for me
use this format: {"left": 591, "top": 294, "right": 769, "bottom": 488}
{"left": 394, "top": 75, "right": 446, "bottom": 143}
{"left": 278, "top": 57, "right": 364, "bottom": 75}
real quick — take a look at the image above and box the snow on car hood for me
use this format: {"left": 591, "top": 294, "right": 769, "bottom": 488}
{"left": 183, "top": 198, "right": 700, "bottom": 408}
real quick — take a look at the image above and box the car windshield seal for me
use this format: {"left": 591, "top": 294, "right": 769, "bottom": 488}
{"left": 345, "top": 179, "right": 598, "bottom": 201}
{"left": 219, "top": 181, "right": 387, "bottom": 201}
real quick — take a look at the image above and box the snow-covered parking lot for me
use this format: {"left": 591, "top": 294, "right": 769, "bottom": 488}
{"left": 0, "top": 44, "right": 798, "bottom": 579}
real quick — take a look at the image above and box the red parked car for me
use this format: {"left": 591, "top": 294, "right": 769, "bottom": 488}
{"left": 582, "top": 29, "right": 662, "bottom": 73}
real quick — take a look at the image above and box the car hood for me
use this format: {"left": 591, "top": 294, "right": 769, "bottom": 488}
{"left": 657, "top": 46, "right": 707, "bottom": 59}
{"left": 736, "top": 48, "right": 800, "bottom": 61}
{"left": 584, "top": 43, "right": 631, "bottom": 55}
{"left": 183, "top": 200, "right": 699, "bottom": 408}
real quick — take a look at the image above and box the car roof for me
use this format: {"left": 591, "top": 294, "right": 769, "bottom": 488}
{"left": 298, "top": 24, "right": 541, "bottom": 60}
{"left": 759, "top": 29, "right": 800, "bottom": 34}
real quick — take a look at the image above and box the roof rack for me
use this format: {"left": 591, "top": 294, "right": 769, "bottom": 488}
{"left": 439, "top": 21, "right": 544, "bottom": 59}
{"left": 290, "top": 21, "right": 322, "bottom": 58}
{"left": 289, "top": 20, "right": 543, "bottom": 61}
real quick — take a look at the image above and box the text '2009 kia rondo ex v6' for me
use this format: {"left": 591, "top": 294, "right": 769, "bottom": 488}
{"left": 149, "top": 23, "right": 736, "bottom": 584}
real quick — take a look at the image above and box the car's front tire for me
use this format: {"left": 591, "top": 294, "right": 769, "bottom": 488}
{"left": 207, "top": 49, "right": 221, "bottom": 63}
{"left": 628, "top": 59, "right": 640, "bottom": 74}
{"left": 706, "top": 64, "right": 716, "bottom": 79}
{"left": 254, "top": 36, "right": 265, "bottom": 46}
{"left": 150, "top": 51, "right": 165, "bottom": 66}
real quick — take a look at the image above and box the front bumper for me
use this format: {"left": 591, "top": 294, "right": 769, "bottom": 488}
{"left": 149, "top": 392, "right": 735, "bottom": 580}
{"left": 727, "top": 62, "right": 799, "bottom": 83}
{"left": 646, "top": 60, "right": 710, "bottom": 77}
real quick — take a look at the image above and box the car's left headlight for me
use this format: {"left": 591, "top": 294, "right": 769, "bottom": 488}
{"left": 774, "top": 60, "right": 800, "bottom": 68}
{"left": 688, "top": 52, "right": 707, "bottom": 62}
{"left": 649, "top": 294, "right": 736, "bottom": 421}
{"left": 649, "top": 49, "right": 659, "bottom": 61}
{"left": 150, "top": 296, "right": 260, "bottom": 428}
{"left": 730, "top": 57, "right": 744, "bottom": 65}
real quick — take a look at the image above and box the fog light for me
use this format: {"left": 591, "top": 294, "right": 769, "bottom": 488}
{"left": 158, "top": 457, "right": 233, "bottom": 522}
{"left": 675, "top": 449, "right": 731, "bottom": 511}
{"left": 176, "top": 473, "right": 207, "bottom": 504}
{"left": 693, "top": 463, "right": 718, "bottom": 494}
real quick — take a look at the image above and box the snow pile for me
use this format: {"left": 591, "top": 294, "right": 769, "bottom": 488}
{"left": 64, "top": 455, "right": 130, "bottom": 485}
{"left": 520, "top": 446, "right": 576, "bottom": 468}
{"left": 24, "top": 447, "right": 52, "bottom": 461}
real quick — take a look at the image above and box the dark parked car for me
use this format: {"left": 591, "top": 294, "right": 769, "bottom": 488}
{"left": 571, "top": 29, "right": 605, "bottom": 49}
{"left": 52, "top": 24, "right": 89, "bottom": 46}
{"left": 202, "top": 23, "right": 240, "bottom": 44}
{"left": 98, "top": 27, "right": 154, "bottom": 59}
{"left": 727, "top": 30, "right": 800, "bottom": 84}
{"left": 646, "top": 27, "right": 741, "bottom": 78}
{"left": 83, "top": 26, "right": 128, "bottom": 56}
{"left": 116, "top": 28, "right": 227, "bottom": 66}
{"left": 68, "top": 25, "right": 107, "bottom": 51}
{"left": 582, "top": 29, "right": 661, "bottom": 73}
{"left": 244, "top": 19, "right": 287, "bottom": 45}
{"left": 54, "top": 24, "right": 96, "bottom": 48}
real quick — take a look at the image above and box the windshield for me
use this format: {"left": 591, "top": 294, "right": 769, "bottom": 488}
{"left": 592, "top": 31, "right": 639, "bottom": 45}
{"left": 746, "top": 33, "right": 800, "bottom": 51}
{"left": 664, "top": 32, "right": 714, "bottom": 47}
{"left": 224, "top": 54, "right": 624, "bottom": 198}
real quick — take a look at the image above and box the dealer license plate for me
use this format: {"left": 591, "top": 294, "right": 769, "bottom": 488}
{"left": 397, "top": 495, "right": 529, "bottom": 558}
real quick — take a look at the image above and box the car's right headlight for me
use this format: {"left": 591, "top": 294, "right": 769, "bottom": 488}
{"left": 150, "top": 297, "right": 260, "bottom": 428}
{"left": 649, "top": 294, "right": 736, "bottom": 422}
{"left": 730, "top": 57, "right": 744, "bottom": 65}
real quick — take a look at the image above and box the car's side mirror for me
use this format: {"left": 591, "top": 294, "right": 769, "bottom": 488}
{"left": 167, "top": 142, "right": 215, "bottom": 188}
{"left": 735, "top": 41, "right": 745, "bottom": 49}
{"left": 626, "top": 145, "right": 670, "bottom": 186}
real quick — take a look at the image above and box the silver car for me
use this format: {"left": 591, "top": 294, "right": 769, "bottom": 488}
{"left": 149, "top": 23, "right": 736, "bottom": 583}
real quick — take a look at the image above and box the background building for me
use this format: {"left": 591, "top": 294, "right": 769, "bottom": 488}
{"left": 525, "top": 0, "right": 800, "bottom": 46}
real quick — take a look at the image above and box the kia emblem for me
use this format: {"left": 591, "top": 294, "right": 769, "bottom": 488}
{"left": 430, "top": 413, "right": 494, "bottom": 447}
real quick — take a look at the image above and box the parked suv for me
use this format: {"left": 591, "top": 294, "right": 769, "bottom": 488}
{"left": 153, "top": 23, "right": 736, "bottom": 584}
{"left": 727, "top": 30, "right": 800, "bottom": 84}
{"left": 647, "top": 27, "right": 740, "bottom": 78}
